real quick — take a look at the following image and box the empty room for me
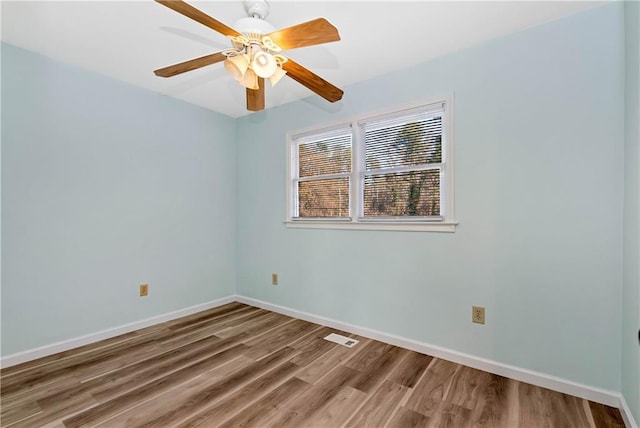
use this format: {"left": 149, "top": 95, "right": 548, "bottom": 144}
{"left": 1, "top": 0, "right": 639, "bottom": 427}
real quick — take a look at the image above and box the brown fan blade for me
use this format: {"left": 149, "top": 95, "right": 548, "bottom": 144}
{"left": 156, "top": 0, "right": 240, "bottom": 37}
{"left": 282, "top": 59, "right": 343, "bottom": 103}
{"left": 154, "top": 52, "right": 226, "bottom": 77}
{"left": 266, "top": 18, "right": 340, "bottom": 50}
{"left": 247, "top": 78, "right": 265, "bottom": 111}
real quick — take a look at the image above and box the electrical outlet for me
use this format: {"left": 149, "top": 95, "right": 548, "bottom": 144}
{"left": 271, "top": 273, "right": 278, "bottom": 286}
{"left": 472, "top": 306, "right": 485, "bottom": 324}
{"left": 140, "top": 284, "right": 148, "bottom": 297}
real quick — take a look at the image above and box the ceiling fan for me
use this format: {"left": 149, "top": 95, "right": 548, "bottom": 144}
{"left": 154, "top": 0, "right": 344, "bottom": 112}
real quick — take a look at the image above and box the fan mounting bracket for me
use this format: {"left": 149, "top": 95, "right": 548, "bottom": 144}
{"left": 243, "top": 0, "right": 269, "bottom": 20}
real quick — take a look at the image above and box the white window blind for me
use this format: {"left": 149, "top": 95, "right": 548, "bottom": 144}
{"left": 360, "top": 108, "right": 443, "bottom": 219}
{"left": 293, "top": 128, "right": 352, "bottom": 219}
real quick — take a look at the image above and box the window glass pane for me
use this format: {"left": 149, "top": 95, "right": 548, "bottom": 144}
{"left": 298, "top": 135, "right": 351, "bottom": 178}
{"left": 365, "top": 116, "right": 442, "bottom": 171}
{"left": 363, "top": 170, "right": 440, "bottom": 217}
{"left": 298, "top": 178, "right": 350, "bottom": 218}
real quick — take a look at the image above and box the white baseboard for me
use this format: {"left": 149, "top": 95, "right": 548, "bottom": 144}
{"left": 619, "top": 393, "right": 639, "bottom": 428}
{"left": 0, "top": 295, "right": 236, "bottom": 369}
{"left": 235, "top": 295, "right": 623, "bottom": 409}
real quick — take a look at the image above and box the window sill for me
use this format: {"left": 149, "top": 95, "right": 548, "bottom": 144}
{"left": 284, "top": 221, "right": 458, "bottom": 232}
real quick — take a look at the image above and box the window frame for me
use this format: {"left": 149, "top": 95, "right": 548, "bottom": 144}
{"left": 286, "top": 94, "right": 457, "bottom": 232}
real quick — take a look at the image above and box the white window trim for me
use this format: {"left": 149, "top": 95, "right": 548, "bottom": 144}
{"left": 285, "top": 94, "right": 457, "bottom": 232}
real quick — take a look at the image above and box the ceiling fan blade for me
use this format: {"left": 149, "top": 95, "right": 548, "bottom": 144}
{"left": 266, "top": 18, "right": 340, "bottom": 50}
{"left": 247, "top": 78, "right": 265, "bottom": 111}
{"left": 155, "top": 0, "right": 240, "bottom": 37}
{"left": 282, "top": 59, "right": 343, "bottom": 103}
{"left": 154, "top": 52, "right": 226, "bottom": 77}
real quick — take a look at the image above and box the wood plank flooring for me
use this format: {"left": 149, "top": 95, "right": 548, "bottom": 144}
{"left": 0, "top": 302, "right": 626, "bottom": 427}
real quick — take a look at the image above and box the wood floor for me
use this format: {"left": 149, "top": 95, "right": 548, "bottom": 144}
{"left": 0, "top": 302, "right": 626, "bottom": 428}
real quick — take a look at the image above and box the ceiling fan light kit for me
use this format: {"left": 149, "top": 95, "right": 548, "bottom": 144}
{"left": 154, "top": 0, "right": 344, "bottom": 112}
{"left": 222, "top": 33, "right": 287, "bottom": 89}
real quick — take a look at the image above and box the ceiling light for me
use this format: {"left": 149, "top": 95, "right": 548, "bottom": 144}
{"left": 224, "top": 54, "right": 250, "bottom": 81}
{"left": 222, "top": 34, "right": 288, "bottom": 92}
{"left": 239, "top": 68, "right": 259, "bottom": 90}
{"left": 269, "top": 67, "right": 287, "bottom": 87}
{"left": 252, "top": 51, "right": 277, "bottom": 78}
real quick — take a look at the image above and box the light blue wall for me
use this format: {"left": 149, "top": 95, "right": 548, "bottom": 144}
{"left": 1, "top": 43, "right": 237, "bottom": 355}
{"left": 235, "top": 3, "right": 625, "bottom": 391}
{"left": 623, "top": 0, "right": 640, "bottom": 421}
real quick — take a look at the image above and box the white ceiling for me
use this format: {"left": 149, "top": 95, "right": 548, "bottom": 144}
{"left": 1, "top": 1, "right": 603, "bottom": 118}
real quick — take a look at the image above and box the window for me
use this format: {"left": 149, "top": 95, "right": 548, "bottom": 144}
{"left": 287, "top": 96, "right": 456, "bottom": 232}
{"left": 295, "top": 128, "right": 352, "bottom": 219}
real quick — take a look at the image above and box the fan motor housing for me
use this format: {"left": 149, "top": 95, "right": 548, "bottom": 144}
{"left": 234, "top": 16, "right": 275, "bottom": 35}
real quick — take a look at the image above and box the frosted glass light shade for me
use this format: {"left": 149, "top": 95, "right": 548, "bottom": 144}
{"left": 239, "top": 68, "right": 259, "bottom": 90}
{"left": 252, "top": 51, "right": 277, "bottom": 78}
{"left": 269, "top": 67, "right": 287, "bottom": 87}
{"left": 224, "top": 55, "right": 249, "bottom": 81}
